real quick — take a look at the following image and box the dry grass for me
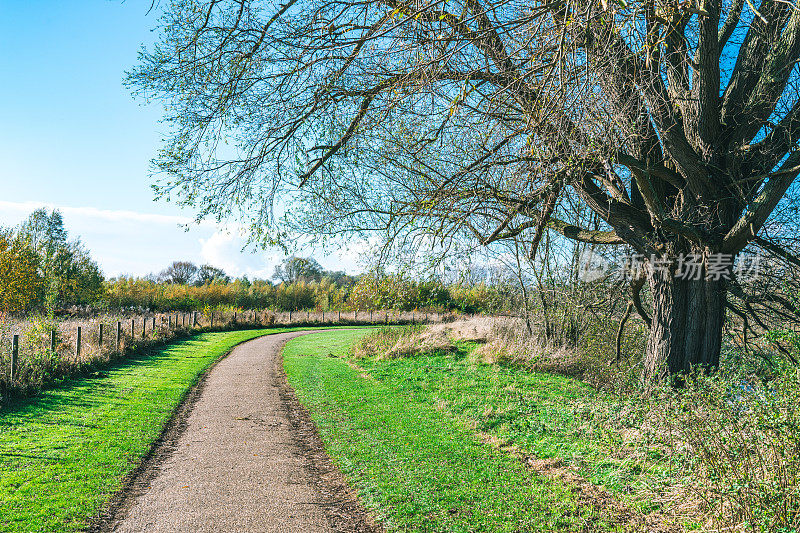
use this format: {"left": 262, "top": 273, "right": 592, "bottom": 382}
{"left": 0, "top": 309, "right": 276, "bottom": 401}
{"left": 576, "top": 372, "right": 800, "bottom": 532}
{"left": 352, "top": 325, "right": 453, "bottom": 359}
{"left": 352, "top": 317, "right": 498, "bottom": 360}
{"left": 381, "top": 315, "right": 644, "bottom": 389}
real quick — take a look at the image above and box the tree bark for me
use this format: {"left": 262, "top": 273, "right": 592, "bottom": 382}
{"left": 642, "top": 267, "right": 727, "bottom": 383}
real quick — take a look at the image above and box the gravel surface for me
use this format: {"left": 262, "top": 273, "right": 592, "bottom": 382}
{"left": 99, "top": 331, "right": 378, "bottom": 533}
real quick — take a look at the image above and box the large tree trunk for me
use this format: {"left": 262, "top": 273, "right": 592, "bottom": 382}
{"left": 642, "top": 266, "right": 727, "bottom": 383}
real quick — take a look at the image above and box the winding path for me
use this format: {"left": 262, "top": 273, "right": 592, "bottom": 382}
{"left": 102, "top": 331, "right": 375, "bottom": 533}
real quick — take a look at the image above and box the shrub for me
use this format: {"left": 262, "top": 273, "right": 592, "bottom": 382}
{"left": 352, "top": 325, "right": 449, "bottom": 359}
{"left": 667, "top": 371, "right": 800, "bottom": 531}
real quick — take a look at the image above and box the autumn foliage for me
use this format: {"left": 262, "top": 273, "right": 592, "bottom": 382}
{"left": 0, "top": 230, "right": 44, "bottom": 314}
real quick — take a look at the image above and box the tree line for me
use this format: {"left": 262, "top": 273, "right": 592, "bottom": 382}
{"left": 106, "top": 269, "right": 515, "bottom": 313}
{"left": 0, "top": 209, "right": 517, "bottom": 315}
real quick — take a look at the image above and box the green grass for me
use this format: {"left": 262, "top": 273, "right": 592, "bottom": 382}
{"left": 353, "top": 343, "right": 674, "bottom": 515}
{"left": 283, "top": 330, "right": 609, "bottom": 532}
{"left": 0, "top": 327, "right": 310, "bottom": 533}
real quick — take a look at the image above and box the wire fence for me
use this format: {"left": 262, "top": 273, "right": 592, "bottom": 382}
{"left": 0, "top": 308, "right": 457, "bottom": 400}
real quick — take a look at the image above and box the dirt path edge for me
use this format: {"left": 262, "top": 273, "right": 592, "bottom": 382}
{"left": 275, "top": 340, "right": 384, "bottom": 533}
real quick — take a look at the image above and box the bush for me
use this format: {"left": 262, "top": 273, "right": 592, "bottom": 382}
{"left": 667, "top": 371, "right": 800, "bottom": 531}
{"left": 350, "top": 324, "right": 473, "bottom": 359}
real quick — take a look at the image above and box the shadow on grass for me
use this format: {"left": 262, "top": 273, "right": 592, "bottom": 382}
{"left": 1, "top": 324, "right": 380, "bottom": 419}
{"left": 0, "top": 335, "right": 209, "bottom": 419}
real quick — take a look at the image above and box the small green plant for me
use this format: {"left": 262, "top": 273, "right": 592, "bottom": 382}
{"left": 667, "top": 372, "right": 800, "bottom": 531}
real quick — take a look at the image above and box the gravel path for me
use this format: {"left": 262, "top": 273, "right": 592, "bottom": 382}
{"left": 101, "top": 331, "right": 377, "bottom": 533}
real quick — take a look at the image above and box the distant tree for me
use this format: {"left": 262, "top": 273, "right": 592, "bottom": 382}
{"left": 324, "top": 270, "right": 358, "bottom": 287}
{"left": 272, "top": 257, "right": 324, "bottom": 284}
{"left": 0, "top": 229, "right": 44, "bottom": 314}
{"left": 49, "top": 240, "right": 105, "bottom": 306}
{"left": 18, "top": 208, "right": 67, "bottom": 281}
{"left": 16, "top": 209, "right": 104, "bottom": 310}
{"left": 159, "top": 261, "right": 199, "bottom": 285}
{"left": 195, "top": 264, "right": 230, "bottom": 285}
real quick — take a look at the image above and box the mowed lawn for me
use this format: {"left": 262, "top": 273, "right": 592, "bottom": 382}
{"left": 0, "top": 328, "right": 300, "bottom": 532}
{"left": 283, "top": 330, "right": 605, "bottom": 532}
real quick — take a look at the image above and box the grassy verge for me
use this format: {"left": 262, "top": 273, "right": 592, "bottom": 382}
{"left": 0, "top": 327, "right": 311, "bottom": 533}
{"left": 283, "top": 330, "right": 610, "bottom": 532}
{"left": 351, "top": 343, "right": 675, "bottom": 514}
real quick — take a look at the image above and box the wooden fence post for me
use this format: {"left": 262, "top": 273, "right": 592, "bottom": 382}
{"left": 51, "top": 329, "right": 56, "bottom": 353}
{"left": 10, "top": 335, "right": 18, "bottom": 384}
{"left": 76, "top": 326, "right": 82, "bottom": 359}
{"left": 116, "top": 322, "right": 121, "bottom": 351}
{"left": 99, "top": 323, "right": 104, "bottom": 346}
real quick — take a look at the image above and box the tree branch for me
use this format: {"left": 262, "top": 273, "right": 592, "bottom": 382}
{"left": 722, "top": 152, "right": 800, "bottom": 253}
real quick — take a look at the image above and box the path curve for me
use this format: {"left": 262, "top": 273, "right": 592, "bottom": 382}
{"left": 98, "top": 331, "right": 378, "bottom": 533}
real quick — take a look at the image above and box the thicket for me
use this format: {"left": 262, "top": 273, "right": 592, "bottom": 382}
{"left": 0, "top": 209, "right": 103, "bottom": 314}
{"left": 102, "top": 272, "right": 516, "bottom": 314}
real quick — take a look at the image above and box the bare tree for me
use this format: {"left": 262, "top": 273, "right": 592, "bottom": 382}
{"left": 129, "top": 0, "right": 800, "bottom": 379}
{"left": 273, "top": 256, "right": 324, "bottom": 283}
{"left": 159, "top": 261, "right": 199, "bottom": 285}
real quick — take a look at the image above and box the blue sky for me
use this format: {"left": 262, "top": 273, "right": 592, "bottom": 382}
{"left": 0, "top": 0, "right": 361, "bottom": 278}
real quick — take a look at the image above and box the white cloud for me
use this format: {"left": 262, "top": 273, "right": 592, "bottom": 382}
{"left": 0, "top": 200, "right": 367, "bottom": 278}
{"left": 199, "top": 227, "right": 279, "bottom": 279}
{"left": 0, "top": 200, "right": 196, "bottom": 226}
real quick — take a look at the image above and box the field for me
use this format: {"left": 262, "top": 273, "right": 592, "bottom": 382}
{"left": 284, "top": 327, "right": 800, "bottom": 532}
